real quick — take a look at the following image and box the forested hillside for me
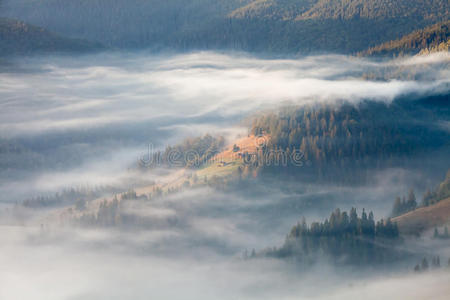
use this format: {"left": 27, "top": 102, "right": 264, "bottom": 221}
{"left": 0, "top": 18, "right": 101, "bottom": 56}
{"left": 231, "top": 0, "right": 449, "bottom": 21}
{"left": 259, "top": 208, "right": 403, "bottom": 266}
{"left": 361, "top": 21, "right": 449, "bottom": 57}
{"left": 299, "top": 0, "right": 449, "bottom": 20}
{"left": 1, "top": 0, "right": 448, "bottom": 53}
{"left": 249, "top": 95, "right": 450, "bottom": 183}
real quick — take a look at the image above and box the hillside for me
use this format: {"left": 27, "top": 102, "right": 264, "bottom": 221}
{"left": 360, "top": 21, "right": 449, "bottom": 57}
{"left": 393, "top": 197, "right": 450, "bottom": 235}
{"left": 0, "top": 18, "right": 102, "bottom": 56}
{"left": 1, "top": 0, "right": 448, "bottom": 53}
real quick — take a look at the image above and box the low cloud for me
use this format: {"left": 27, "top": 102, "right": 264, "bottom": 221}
{"left": 1, "top": 52, "right": 448, "bottom": 136}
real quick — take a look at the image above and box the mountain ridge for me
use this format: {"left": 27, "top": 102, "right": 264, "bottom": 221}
{"left": 2, "top": 0, "right": 448, "bottom": 53}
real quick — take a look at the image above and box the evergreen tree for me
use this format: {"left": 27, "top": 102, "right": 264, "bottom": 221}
{"left": 434, "top": 227, "right": 439, "bottom": 238}
{"left": 421, "top": 258, "right": 429, "bottom": 271}
{"left": 392, "top": 196, "right": 403, "bottom": 217}
{"left": 407, "top": 189, "right": 417, "bottom": 211}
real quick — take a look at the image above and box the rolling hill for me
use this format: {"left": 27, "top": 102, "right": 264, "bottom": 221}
{"left": 0, "top": 18, "right": 102, "bottom": 56}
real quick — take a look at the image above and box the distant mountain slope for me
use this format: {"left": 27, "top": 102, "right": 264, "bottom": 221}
{"left": 1, "top": 0, "right": 448, "bottom": 53}
{"left": 360, "top": 21, "right": 449, "bottom": 57}
{"left": 299, "top": 0, "right": 449, "bottom": 21}
{"left": 393, "top": 197, "right": 450, "bottom": 235}
{"left": 0, "top": 18, "right": 102, "bottom": 56}
{"left": 229, "top": 0, "right": 449, "bottom": 21}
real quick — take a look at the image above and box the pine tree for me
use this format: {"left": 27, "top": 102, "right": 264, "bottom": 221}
{"left": 421, "top": 258, "right": 429, "bottom": 271}
{"left": 407, "top": 189, "right": 417, "bottom": 211}
{"left": 434, "top": 227, "right": 439, "bottom": 238}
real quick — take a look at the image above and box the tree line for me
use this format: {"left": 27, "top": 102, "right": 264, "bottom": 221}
{"left": 258, "top": 208, "right": 403, "bottom": 266}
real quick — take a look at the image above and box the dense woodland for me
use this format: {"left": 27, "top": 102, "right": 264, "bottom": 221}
{"left": 260, "top": 208, "right": 403, "bottom": 265}
{"left": 249, "top": 95, "right": 450, "bottom": 183}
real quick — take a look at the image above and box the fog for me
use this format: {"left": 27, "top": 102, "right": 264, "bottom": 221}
{"left": 2, "top": 52, "right": 448, "bottom": 136}
{"left": 0, "top": 51, "right": 449, "bottom": 299}
{"left": 1, "top": 51, "right": 449, "bottom": 199}
{"left": 1, "top": 225, "right": 449, "bottom": 300}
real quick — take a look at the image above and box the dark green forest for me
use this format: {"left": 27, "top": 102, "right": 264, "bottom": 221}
{"left": 259, "top": 208, "right": 403, "bottom": 266}
{"left": 249, "top": 95, "right": 450, "bottom": 183}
